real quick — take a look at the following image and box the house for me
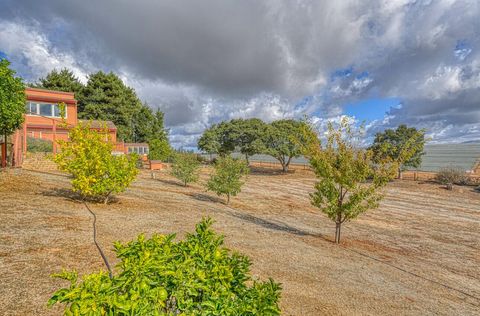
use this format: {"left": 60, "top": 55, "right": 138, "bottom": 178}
{"left": 2, "top": 87, "right": 148, "bottom": 167}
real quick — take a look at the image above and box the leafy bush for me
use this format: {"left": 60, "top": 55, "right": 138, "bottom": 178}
{"left": 171, "top": 153, "right": 201, "bottom": 186}
{"left": 48, "top": 218, "right": 281, "bottom": 315}
{"left": 148, "top": 138, "right": 172, "bottom": 161}
{"left": 26, "top": 137, "right": 53, "bottom": 152}
{"left": 54, "top": 123, "right": 138, "bottom": 203}
{"left": 435, "top": 166, "right": 467, "bottom": 190}
{"left": 206, "top": 156, "right": 249, "bottom": 204}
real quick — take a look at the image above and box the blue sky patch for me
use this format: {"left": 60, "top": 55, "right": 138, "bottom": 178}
{"left": 345, "top": 97, "right": 401, "bottom": 121}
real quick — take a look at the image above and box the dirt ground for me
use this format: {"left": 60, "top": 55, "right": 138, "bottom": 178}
{"left": 0, "top": 166, "right": 479, "bottom": 315}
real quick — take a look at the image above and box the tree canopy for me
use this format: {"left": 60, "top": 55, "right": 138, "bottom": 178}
{"left": 262, "top": 119, "right": 306, "bottom": 172}
{"left": 229, "top": 118, "right": 267, "bottom": 163}
{"left": 34, "top": 68, "right": 83, "bottom": 96}
{"left": 0, "top": 59, "right": 25, "bottom": 167}
{"left": 369, "top": 124, "right": 426, "bottom": 178}
{"left": 0, "top": 59, "right": 26, "bottom": 136}
{"left": 37, "top": 69, "right": 169, "bottom": 144}
{"left": 197, "top": 122, "right": 235, "bottom": 157}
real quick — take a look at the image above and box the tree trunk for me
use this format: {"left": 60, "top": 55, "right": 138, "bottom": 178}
{"left": 398, "top": 167, "right": 403, "bottom": 180}
{"left": 446, "top": 183, "right": 453, "bottom": 190}
{"left": 335, "top": 222, "right": 341, "bottom": 244}
{"left": 245, "top": 154, "right": 249, "bottom": 165}
{"left": 184, "top": 180, "right": 187, "bottom": 187}
{"left": 104, "top": 192, "right": 112, "bottom": 205}
{"left": 226, "top": 194, "right": 230, "bottom": 204}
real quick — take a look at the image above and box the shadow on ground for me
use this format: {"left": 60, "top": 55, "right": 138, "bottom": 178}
{"left": 40, "top": 188, "right": 119, "bottom": 204}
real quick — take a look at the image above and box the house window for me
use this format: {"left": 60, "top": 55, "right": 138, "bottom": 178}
{"left": 26, "top": 102, "right": 65, "bottom": 118}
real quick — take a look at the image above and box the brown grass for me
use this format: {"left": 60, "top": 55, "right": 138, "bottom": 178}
{"left": 0, "top": 166, "right": 479, "bottom": 315}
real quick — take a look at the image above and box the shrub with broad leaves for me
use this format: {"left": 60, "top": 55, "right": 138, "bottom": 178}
{"left": 48, "top": 218, "right": 281, "bottom": 315}
{"left": 206, "top": 156, "right": 249, "bottom": 204}
{"left": 171, "top": 153, "right": 201, "bottom": 186}
{"left": 54, "top": 123, "right": 138, "bottom": 203}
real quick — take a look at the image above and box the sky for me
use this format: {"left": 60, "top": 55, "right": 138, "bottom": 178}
{"left": 1, "top": 0, "right": 479, "bottom": 149}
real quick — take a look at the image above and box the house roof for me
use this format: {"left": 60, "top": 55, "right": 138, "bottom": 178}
{"left": 79, "top": 119, "right": 117, "bottom": 130}
{"left": 25, "top": 87, "right": 77, "bottom": 105}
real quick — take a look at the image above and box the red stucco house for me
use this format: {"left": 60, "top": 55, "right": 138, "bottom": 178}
{"left": 1, "top": 87, "right": 148, "bottom": 167}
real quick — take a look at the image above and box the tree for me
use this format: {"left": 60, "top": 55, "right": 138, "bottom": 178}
{"left": 48, "top": 218, "right": 281, "bottom": 315}
{"left": 198, "top": 122, "right": 236, "bottom": 157}
{"left": 54, "top": 123, "right": 138, "bottom": 204}
{"left": 80, "top": 71, "right": 145, "bottom": 142}
{"left": 301, "top": 118, "right": 396, "bottom": 244}
{"left": 171, "top": 153, "right": 201, "bottom": 186}
{"left": 206, "top": 156, "right": 249, "bottom": 204}
{"left": 148, "top": 138, "right": 172, "bottom": 161}
{"left": 0, "top": 59, "right": 25, "bottom": 168}
{"left": 37, "top": 69, "right": 169, "bottom": 144}
{"left": 35, "top": 68, "right": 83, "bottom": 96}
{"left": 263, "top": 119, "right": 306, "bottom": 172}
{"left": 229, "top": 118, "right": 266, "bottom": 164}
{"left": 370, "top": 124, "right": 426, "bottom": 179}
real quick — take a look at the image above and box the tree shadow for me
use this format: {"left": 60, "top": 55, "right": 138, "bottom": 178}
{"left": 40, "top": 188, "right": 119, "bottom": 204}
{"left": 215, "top": 208, "right": 331, "bottom": 242}
{"left": 248, "top": 166, "right": 295, "bottom": 176}
{"left": 189, "top": 192, "right": 225, "bottom": 204}
{"left": 155, "top": 178, "right": 186, "bottom": 187}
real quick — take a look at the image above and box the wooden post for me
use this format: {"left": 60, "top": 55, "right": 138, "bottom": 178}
{"left": 1, "top": 133, "right": 6, "bottom": 168}
{"left": 52, "top": 119, "right": 57, "bottom": 155}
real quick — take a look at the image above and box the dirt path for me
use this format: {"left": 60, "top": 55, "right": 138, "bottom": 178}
{"left": 0, "top": 168, "right": 479, "bottom": 315}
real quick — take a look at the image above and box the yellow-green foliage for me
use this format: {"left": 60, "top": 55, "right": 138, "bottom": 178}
{"left": 171, "top": 153, "right": 201, "bottom": 186}
{"left": 206, "top": 156, "right": 249, "bottom": 204}
{"left": 48, "top": 218, "right": 282, "bottom": 315}
{"left": 54, "top": 123, "right": 138, "bottom": 203}
{"left": 301, "top": 118, "right": 397, "bottom": 243}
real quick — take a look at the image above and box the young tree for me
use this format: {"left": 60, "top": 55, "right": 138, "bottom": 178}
{"left": 54, "top": 123, "right": 138, "bottom": 204}
{"left": 263, "top": 119, "right": 306, "bottom": 172}
{"left": 229, "top": 118, "right": 267, "bottom": 164}
{"left": 301, "top": 118, "right": 396, "bottom": 244}
{"left": 206, "top": 156, "right": 249, "bottom": 204}
{"left": 171, "top": 153, "right": 201, "bottom": 186}
{"left": 35, "top": 68, "right": 84, "bottom": 96}
{"left": 370, "top": 124, "right": 426, "bottom": 179}
{"left": 0, "top": 59, "right": 25, "bottom": 168}
{"left": 49, "top": 218, "right": 281, "bottom": 315}
{"left": 148, "top": 139, "right": 172, "bottom": 161}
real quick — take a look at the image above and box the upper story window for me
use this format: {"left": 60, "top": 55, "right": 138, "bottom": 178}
{"left": 26, "top": 102, "right": 65, "bottom": 118}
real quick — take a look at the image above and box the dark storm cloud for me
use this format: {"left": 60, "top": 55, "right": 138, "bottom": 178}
{"left": 1, "top": 0, "right": 480, "bottom": 144}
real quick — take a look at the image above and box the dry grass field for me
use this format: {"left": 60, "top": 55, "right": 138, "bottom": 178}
{"left": 0, "top": 166, "right": 479, "bottom": 315}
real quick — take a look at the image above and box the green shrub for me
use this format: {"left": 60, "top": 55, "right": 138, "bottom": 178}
{"left": 206, "top": 156, "right": 249, "bottom": 204}
{"left": 26, "top": 137, "right": 53, "bottom": 152}
{"left": 435, "top": 166, "right": 467, "bottom": 190}
{"left": 48, "top": 218, "right": 281, "bottom": 315}
{"left": 54, "top": 123, "right": 138, "bottom": 203}
{"left": 148, "top": 138, "right": 172, "bottom": 161}
{"left": 171, "top": 153, "right": 201, "bottom": 186}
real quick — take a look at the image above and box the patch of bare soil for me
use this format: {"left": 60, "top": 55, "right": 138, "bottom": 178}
{"left": 0, "top": 167, "right": 479, "bottom": 315}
